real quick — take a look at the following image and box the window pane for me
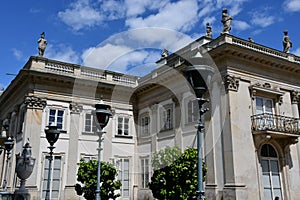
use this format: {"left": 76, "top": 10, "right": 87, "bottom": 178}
{"left": 272, "top": 174, "right": 281, "bottom": 188}
{"left": 256, "top": 98, "right": 263, "bottom": 114}
{"left": 261, "top": 160, "right": 269, "bottom": 172}
{"left": 58, "top": 110, "right": 64, "bottom": 116}
{"left": 270, "top": 160, "right": 279, "bottom": 172}
{"left": 263, "top": 173, "right": 271, "bottom": 187}
{"left": 273, "top": 189, "right": 282, "bottom": 200}
{"left": 264, "top": 189, "right": 272, "bottom": 200}
{"left": 265, "top": 100, "right": 273, "bottom": 113}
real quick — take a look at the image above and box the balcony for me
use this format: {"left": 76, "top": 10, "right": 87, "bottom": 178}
{"left": 251, "top": 113, "right": 300, "bottom": 144}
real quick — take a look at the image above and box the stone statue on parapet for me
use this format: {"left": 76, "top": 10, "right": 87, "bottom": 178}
{"left": 161, "top": 48, "right": 169, "bottom": 58}
{"left": 38, "top": 32, "right": 47, "bottom": 57}
{"left": 221, "top": 8, "right": 232, "bottom": 34}
{"left": 206, "top": 23, "right": 212, "bottom": 38}
{"left": 283, "top": 30, "right": 292, "bottom": 53}
{"left": 248, "top": 37, "right": 254, "bottom": 43}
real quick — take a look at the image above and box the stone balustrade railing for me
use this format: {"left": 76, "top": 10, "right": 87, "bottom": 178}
{"left": 28, "top": 56, "right": 138, "bottom": 87}
{"left": 251, "top": 113, "right": 300, "bottom": 135}
{"left": 206, "top": 34, "right": 300, "bottom": 64}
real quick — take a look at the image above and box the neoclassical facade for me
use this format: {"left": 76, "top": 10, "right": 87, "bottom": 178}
{"left": 0, "top": 34, "right": 300, "bottom": 200}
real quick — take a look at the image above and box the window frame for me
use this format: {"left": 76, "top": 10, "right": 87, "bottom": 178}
{"left": 140, "top": 114, "right": 150, "bottom": 136}
{"left": 187, "top": 99, "right": 199, "bottom": 124}
{"left": 83, "top": 111, "right": 99, "bottom": 134}
{"left": 160, "top": 104, "right": 174, "bottom": 131}
{"left": 259, "top": 144, "right": 283, "bottom": 200}
{"left": 140, "top": 157, "right": 150, "bottom": 188}
{"left": 41, "top": 154, "right": 63, "bottom": 200}
{"left": 48, "top": 108, "right": 66, "bottom": 131}
{"left": 117, "top": 116, "right": 130, "bottom": 136}
{"left": 115, "top": 158, "right": 130, "bottom": 197}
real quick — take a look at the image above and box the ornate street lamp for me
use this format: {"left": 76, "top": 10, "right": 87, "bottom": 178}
{"left": 44, "top": 123, "right": 60, "bottom": 200}
{"left": 184, "top": 56, "right": 214, "bottom": 200}
{"left": 14, "top": 141, "right": 36, "bottom": 200}
{"left": 0, "top": 125, "right": 14, "bottom": 200}
{"left": 94, "top": 99, "right": 111, "bottom": 200}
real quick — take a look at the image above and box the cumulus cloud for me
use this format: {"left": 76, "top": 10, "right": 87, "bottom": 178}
{"left": 283, "top": 0, "right": 300, "bottom": 12}
{"left": 58, "top": 0, "right": 103, "bottom": 31}
{"left": 45, "top": 44, "right": 80, "bottom": 64}
{"left": 81, "top": 28, "right": 194, "bottom": 75}
{"left": 125, "top": 1, "right": 199, "bottom": 32}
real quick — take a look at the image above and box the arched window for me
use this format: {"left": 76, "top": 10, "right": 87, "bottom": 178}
{"left": 260, "top": 144, "right": 283, "bottom": 200}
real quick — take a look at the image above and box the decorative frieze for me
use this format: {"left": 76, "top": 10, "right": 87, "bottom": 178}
{"left": 24, "top": 96, "right": 46, "bottom": 110}
{"left": 224, "top": 74, "right": 240, "bottom": 92}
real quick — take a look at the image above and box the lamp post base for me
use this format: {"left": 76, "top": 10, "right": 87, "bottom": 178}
{"left": 0, "top": 190, "right": 13, "bottom": 200}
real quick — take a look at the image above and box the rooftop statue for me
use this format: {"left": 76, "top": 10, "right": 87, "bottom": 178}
{"left": 283, "top": 30, "right": 292, "bottom": 53}
{"left": 206, "top": 23, "right": 212, "bottom": 38}
{"left": 161, "top": 48, "right": 169, "bottom": 58}
{"left": 38, "top": 32, "right": 47, "bottom": 57}
{"left": 248, "top": 37, "right": 254, "bottom": 43}
{"left": 221, "top": 8, "right": 232, "bottom": 34}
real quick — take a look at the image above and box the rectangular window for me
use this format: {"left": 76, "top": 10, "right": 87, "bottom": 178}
{"left": 117, "top": 158, "right": 130, "bottom": 196}
{"left": 84, "top": 113, "right": 98, "bottom": 133}
{"left": 256, "top": 97, "right": 274, "bottom": 114}
{"left": 49, "top": 109, "right": 64, "bottom": 130}
{"left": 162, "top": 106, "right": 173, "bottom": 130}
{"left": 42, "top": 156, "right": 62, "bottom": 199}
{"left": 255, "top": 97, "right": 275, "bottom": 129}
{"left": 141, "top": 115, "right": 150, "bottom": 135}
{"left": 140, "top": 158, "right": 150, "bottom": 188}
{"left": 118, "top": 117, "right": 129, "bottom": 136}
{"left": 188, "top": 100, "right": 198, "bottom": 123}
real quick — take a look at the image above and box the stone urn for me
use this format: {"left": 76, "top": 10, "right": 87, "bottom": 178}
{"left": 14, "top": 142, "right": 35, "bottom": 200}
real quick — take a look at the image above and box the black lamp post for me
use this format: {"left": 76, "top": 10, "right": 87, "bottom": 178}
{"left": 94, "top": 99, "right": 111, "bottom": 200}
{"left": 44, "top": 123, "right": 60, "bottom": 200}
{"left": 184, "top": 57, "right": 214, "bottom": 200}
{"left": 0, "top": 124, "right": 14, "bottom": 200}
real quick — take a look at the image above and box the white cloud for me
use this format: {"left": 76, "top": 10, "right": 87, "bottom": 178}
{"left": 292, "top": 47, "right": 300, "bottom": 56}
{"left": 45, "top": 44, "right": 80, "bottom": 64}
{"left": 101, "top": 0, "right": 126, "bottom": 20}
{"left": 126, "top": 0, "right": 199, "bottom": 32}
{"left": 58, "top": 0, "right": 103, "bottom": 31}
{"left": 11, "top": 48, "right": 23, "bottom": 60}
{"left": 82, "top": 44, "right": 132, "bottom": 69}
{"left": 250, "top": 9, "right": 275, "bottom": 28}
{"left": 283, "top": 0, "right": 300, "bottom": 12}
{"left": 81, "top": 28, "right": 194, "bottom": 75}
{"left": 233, "top": 20, "right": 251, "bottom": 31}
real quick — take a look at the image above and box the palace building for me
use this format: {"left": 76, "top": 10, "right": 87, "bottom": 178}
{"left": 0, "top": 33, "right": 300, "bottom": 200}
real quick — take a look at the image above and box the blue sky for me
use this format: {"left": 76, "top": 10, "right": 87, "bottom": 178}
{"left": 1, "top": 0, "right": 300, "bottom": 89}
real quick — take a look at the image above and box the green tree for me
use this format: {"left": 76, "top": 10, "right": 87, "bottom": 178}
{"left": 149, "top": 147, "right": 207, "bottom": 200}
{"left": 75, "top": 159, "right": 121, "bottom": 200}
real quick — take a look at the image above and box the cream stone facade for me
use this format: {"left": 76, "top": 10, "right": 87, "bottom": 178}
{"left": 0, "top": 34, "right": 300, "bottom": 200}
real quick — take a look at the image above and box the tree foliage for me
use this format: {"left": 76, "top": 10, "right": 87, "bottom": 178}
{"left": 149, "top": 147, "right": 207, "bottom": 200}
{"left": 75, "top": 159, "right": 121, "bottom": 200}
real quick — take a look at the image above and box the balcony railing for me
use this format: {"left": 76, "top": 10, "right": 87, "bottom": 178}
{"left": 251, "top": 113, "right": 300, "bottom": 135}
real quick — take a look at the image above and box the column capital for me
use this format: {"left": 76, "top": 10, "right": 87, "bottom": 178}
{"left": 69, "top": 103, "right": 83, "bottom": 114}
{"left": 291, "top": 90, "right": 300, "bottom": 104}
{"left": 24, "top": 96, "right": 46, "bottom": 110}
{"left": 223, "top": 74, "right": 240, "bottom": 92}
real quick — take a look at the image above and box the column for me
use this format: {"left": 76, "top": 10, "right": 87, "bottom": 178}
{"left": 64, "top": 103, "right": 82, "bottom": 199}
